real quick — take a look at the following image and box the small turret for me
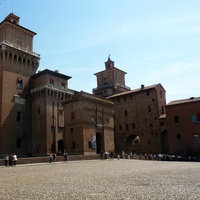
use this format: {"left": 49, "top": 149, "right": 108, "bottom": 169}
{"left": 5, "top": 13, "right": 20, "bottom": 24}
{"left": 105, "top": 55, "right": 115, "bottom": 70}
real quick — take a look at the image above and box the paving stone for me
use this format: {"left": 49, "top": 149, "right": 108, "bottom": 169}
{"left": 0, "top": 160, "right": 200, "bottom": 199}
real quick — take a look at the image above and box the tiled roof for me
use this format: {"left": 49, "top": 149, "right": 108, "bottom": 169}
{"left": 107, "top": 83, "right": 162, "bottom": 99}
{"left": 31, "top": 69, "right": 71, "bottom": 80}
{"left": 94, "top": 67, "right": 127, "bottom": 75}
{"left": 167, "top": 97, "right": 200, "bottom": 106}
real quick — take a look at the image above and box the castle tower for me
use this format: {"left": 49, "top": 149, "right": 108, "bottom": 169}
{"left": 30, "top": 69, "right": 74, "bottom": 155}
{"left": 0, "top": 13, "right": 40, "bottom": 155}
{"left": 93, "top": 56, "right": 130, "bottom": 98}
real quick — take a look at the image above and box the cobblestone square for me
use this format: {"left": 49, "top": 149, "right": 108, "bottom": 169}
{"left": 0, "top": 159, "right": 200, "bottom": 199}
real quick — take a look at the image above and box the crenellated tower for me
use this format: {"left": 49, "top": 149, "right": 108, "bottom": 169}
{"left": 0, "top": 13, "right": 40, "bottom": 155}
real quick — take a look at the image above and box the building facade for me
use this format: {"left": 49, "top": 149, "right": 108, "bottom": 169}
{"left": 0, "top": 13, "right": 76, "bottom": 156}
{"left": 30, "top": 69, "right": 75, "bottom": 155}
{"left": 62, "top": 91, "right": 115, "bottom": 155}
{"left": 1, "top": 13, "right": 199, "bottom": 157}
{"left": 0, "top": 13, "right": 40, "bottom": 155}
{"left": 107, "top": 84, "right": 167, "bottom": 154}
{"left": 166, "top": 97, "right": 200, "bottom": 156}
{"left": 0, "top": 13, "right": 115, "bottom": 156}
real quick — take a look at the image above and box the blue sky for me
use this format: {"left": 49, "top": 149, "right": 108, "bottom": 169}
{"left": 0, "top": 0, "right": 200, "bottom": 103}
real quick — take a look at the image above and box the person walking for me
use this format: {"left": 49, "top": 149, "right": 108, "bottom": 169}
{"left": 63, "top": 150, "right": 68, "bottom": 162}
{"left": 53, "top": 152, "right": 56, "bottom": 162}
{"left": 9, "top": 153, "right": 13, "bottom": 166}
{"left": 4, "top": 154, "right": 9, "bottom": 166}
{"left": 49, "top": 153, "right": 53, "bottom": 163}
{"left": 13, "top": 153, "right": 17, "bottom": 166}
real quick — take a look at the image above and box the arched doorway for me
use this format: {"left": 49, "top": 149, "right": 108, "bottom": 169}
{"left": 58, "top": 139, "right": 64, "bottom": 154}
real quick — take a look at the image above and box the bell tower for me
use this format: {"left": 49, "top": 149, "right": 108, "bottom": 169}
{"left": 93, "top": 56, "right": 130, "bottom": 98}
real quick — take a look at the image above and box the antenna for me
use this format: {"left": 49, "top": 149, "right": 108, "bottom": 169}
{"left": 12, "top": 0, "right": 14, "bottom": 13}
{"left": 108, "top": 51, "right": 111, "bottom": 60}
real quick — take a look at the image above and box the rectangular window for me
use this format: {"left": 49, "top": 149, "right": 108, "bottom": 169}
{"left": 123, "top": 96, "right": 126, "bottom": 101}
{"left": 126, "top": 124, "right": 129, "bottom": 130}
{"left": 124, "top": 110, "right": 128, "bottom": 116}
{"left": 174, "top": 115, "right": 179, "bottom": 124}
{"left": 191, "top": 114, "right": 196, "bottom": 123}
{"left": 149, "top": 123, "right": 153, "bottom": 127}
{"left": 61, "top": 82, "right": 65, "bottom": 89}
{"left": 197, "top": 113, "right": 200, "bottom": 121}
{"left": 119, "top": 125, "right": 122, "bottom": 130}
{"left": 70, "top": 128, "right": 73, "bottom": 134}
{"left": 148, "top": 106, "right": 151, "bottom": 112}
{"left": 50, "top": 79, "right": 54, "bottom": 87}
{"left": 71, "top": 112, "right": 75, "bottom": 119}
{"left": 37, "top": 106, "right": 40, "bottom": 115}
{"left": 191, "top": 113, "right": 200, "bottom": 123}
{"left": 132, "top": 123, "right": 135, "bottom": 129}
{"left": 176, "top": 133, "right": 181, "bottom": 140}
{"left": 17, "top": 112, "right": 21, "bottom": 122}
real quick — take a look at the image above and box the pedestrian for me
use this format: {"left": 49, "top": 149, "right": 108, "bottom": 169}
{"left": 4, "top": 154, "right": 9, "bottom": 166}
{"left": 122, "top": 151, "right": 125, "bottom": 159}
{"left": 110, "top": 152, "right": 114, "bottom": 160}
{"left": 53, "top": 152, "right": 56, "bottom": 162}
{"left": 13, "top": 153, "right": 17, "bottom": 166}
{"left": 9, "top": 153, "right": 13, "bottom": 166}
{"left": 49, "top": 153, "right": 53, "bottom": 163}
{"left": 100, "top": 151, "right": 104, "bottom": 160}
{"left": 63, "top": 150, "right": 68, "bottom": 162}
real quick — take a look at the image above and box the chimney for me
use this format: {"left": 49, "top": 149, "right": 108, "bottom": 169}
{"left": 141, "top": 84, "right": 145, "bottom": 90}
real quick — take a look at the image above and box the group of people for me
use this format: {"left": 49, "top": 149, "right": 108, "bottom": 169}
{"left": 49, "top": 152, "right": 57, "bottom": 163}
{"left": 4, "top": 153, "right": 17, "bottom": 166}
{"left": 101, "top": 151, "right": 114, "bottom": 160}
{"left": 49, "top": 150, "right": 68, "bottom": 163}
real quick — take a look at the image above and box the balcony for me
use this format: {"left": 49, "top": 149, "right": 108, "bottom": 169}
{"left": 30, "top": 84, "right": 74, "bottom": 95}
{"left": 0, "top": 40, "right": 40, "bottom": 58}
